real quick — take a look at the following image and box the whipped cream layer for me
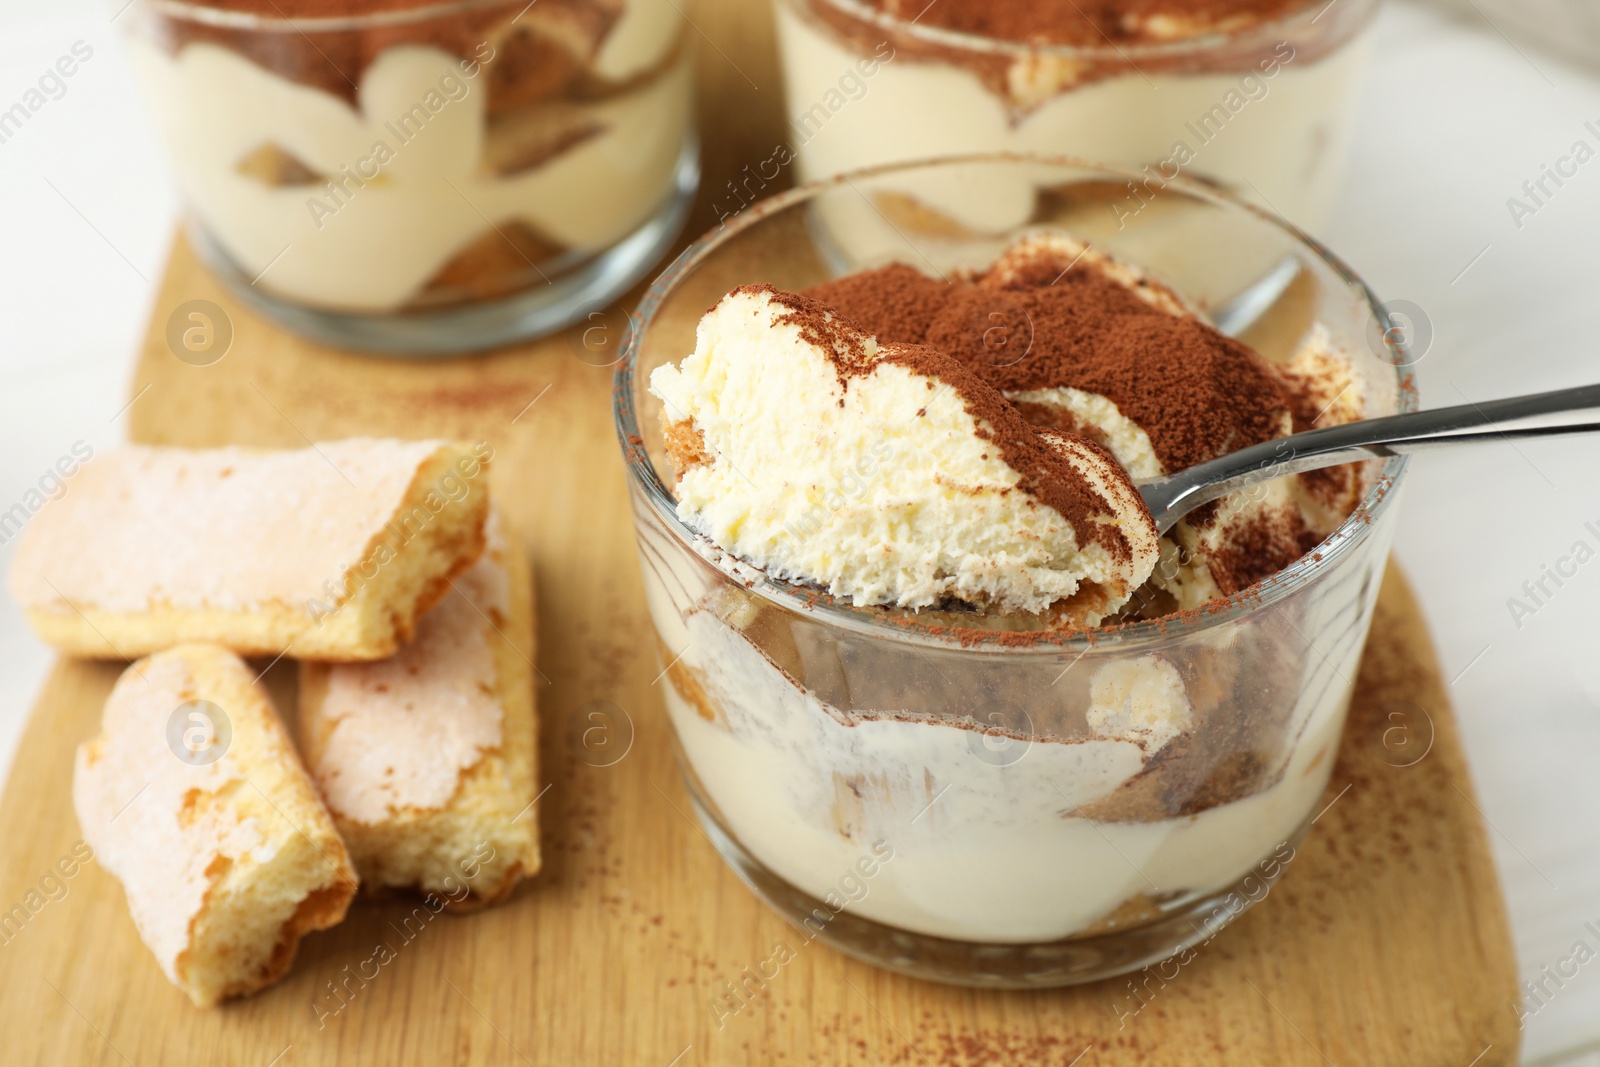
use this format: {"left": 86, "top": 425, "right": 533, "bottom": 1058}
{"left": 650, "top": 285, "right": 1159, "bottom": 621}
{"left": 126, "top": 0, "right": 690, "bottom": 311}
{"left": 802, "top": 232, "right": 1368, "bottom": 616}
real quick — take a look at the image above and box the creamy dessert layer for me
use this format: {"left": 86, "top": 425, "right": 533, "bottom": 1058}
{"left": 652, "top": 592, "right": 1349, "bottom": 943}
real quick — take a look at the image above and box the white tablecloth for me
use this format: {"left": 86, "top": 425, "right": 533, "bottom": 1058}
{"left": 1, "top": 1, "right": 1597, "bottom": 1061}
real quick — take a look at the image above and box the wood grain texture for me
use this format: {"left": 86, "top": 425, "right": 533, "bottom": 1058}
{"left": 0, "top": 240, "right": 1528, "bottom": 1067}
{"left": 0, "top": 0, "right": 1521, "bottom": 1062}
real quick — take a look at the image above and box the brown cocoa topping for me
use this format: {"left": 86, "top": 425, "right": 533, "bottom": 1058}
{"left": 1202, "top": 506, "right": 1320, "bottom": 597}
{"left": 803, "top": 263, "right": 951, "bottom": 346}
{"left": 802, "top": 256, "right": 1294, "bottom": 474}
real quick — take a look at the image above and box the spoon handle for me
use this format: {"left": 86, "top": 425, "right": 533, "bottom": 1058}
{"left": 1139, "top": 383, "right": 1600, "bottom": 533}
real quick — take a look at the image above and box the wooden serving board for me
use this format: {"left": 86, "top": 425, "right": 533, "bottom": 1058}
{"left": 0, "top": 1, "right": 1520, "bottom": 1063}
{"left": 0, "top": 244, "right": 1526, "bottom": 1067}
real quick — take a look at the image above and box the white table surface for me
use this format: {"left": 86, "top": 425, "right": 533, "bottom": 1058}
{"left": 2, "top": 1, "right": 1599, "bottom": 1061}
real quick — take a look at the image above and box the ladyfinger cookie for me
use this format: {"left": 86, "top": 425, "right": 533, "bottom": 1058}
{"left": 298, "top": 508, "right": 540, "bottom": 908}
{"left": 9, "top": 438, "right": 491, "bottom": 661}
{"left": 74, "top": 644, "right": 358, "bottom": 1007}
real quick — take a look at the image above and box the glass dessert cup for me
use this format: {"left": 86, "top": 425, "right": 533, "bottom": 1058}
{"left": 773, "top": 0, "right": 1379, "bottom": 234}
{"left": 615, "top": 155, "right": 1414, "bottom": 988}
{"left": 122, "top": 0, "right": 697, "bottom": 354}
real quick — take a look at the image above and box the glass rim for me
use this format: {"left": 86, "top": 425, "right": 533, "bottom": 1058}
{"left": 613, "top": 151, "right": 1416, "bottom": 654}
{"left": 782, "top": 0, "right": 1374, "bottom": 62}
{"left": 137, "top": 0, "right": 523, "bottom": 33}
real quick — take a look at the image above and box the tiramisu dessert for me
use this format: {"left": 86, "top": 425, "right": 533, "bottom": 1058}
{"left": 775, "top": 0, "right": 1378, "bottom": 231}
{"left": 641, "top": 233, "right": 1377, "bottom": 947}
{"left": 122, "top": 0, "right": 692, "bottom": 313}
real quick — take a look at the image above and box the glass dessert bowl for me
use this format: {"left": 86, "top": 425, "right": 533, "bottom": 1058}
{"left": 615, "top": 155, "right": 1412, "bottom": 987}
{"left": 773, "top": 0, "right": 1379, "bottom": 233}
{"left": 122, "top": 0, "right": 697, "bottom": 353}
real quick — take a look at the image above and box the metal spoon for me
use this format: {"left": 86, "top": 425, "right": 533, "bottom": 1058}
{"left": 1138, "top": 383, "right": 1600, "bottom": 534}
{"left": 1209, "top": 256, "right": 1301, "bottom": 337}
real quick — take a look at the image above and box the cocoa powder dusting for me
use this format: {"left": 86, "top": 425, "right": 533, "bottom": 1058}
{"left": 803, "top": 264, "right": 951, "bottom": 346}
{"left": 803, "top": 257, "right": 1295, "bottom": 474}
{"left": 1205, "top": 507, "right": 1322, "bottom": 596}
